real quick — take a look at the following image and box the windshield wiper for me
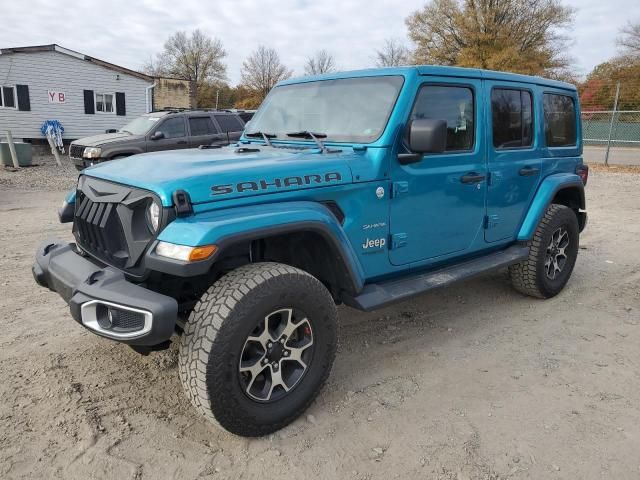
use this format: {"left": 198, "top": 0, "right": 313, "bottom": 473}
{"left": 245, "top": 131, "right": 276, "bottom": 147}
{"left": 286, "top": 131, "right": 328, "bottom": 152}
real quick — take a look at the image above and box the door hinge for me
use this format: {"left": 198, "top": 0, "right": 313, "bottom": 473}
{"left": 484, "top": 214, "right": 499, "bottom": 229}
{"left": 392, "top": 181, "right": 409, "bottom": 198}
{"left": 390, "top": 232, "right": 408, "bottom": 249}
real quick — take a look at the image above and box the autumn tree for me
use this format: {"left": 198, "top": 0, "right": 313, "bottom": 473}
{"left": 240, "top": 46, "right": 293, "bottom": 101}
{"left": 405, "top": 0, "right": 574, "bottom": 77}
{"left": 304, "top": 50, "right": 336, "bottom": 75}
{"left": 145, "top": 29, "right": 227, "bottom": 106}
{"left": 579, "top": 57, "right": 640, "bottom": 111}
{"left": 618, "top": 21, "right": 640, "bottom": 58}
{"left": 375, "top": 38, "right": 411, "bottom": 67}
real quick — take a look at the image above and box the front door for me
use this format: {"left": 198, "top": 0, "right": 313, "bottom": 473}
{"left": 146, "top": 117, "right": 189, "bottom": 152}
{"left": 484, "top": 82, "right": 541, "bottom": 242}
{"left": 389, "top": 79, "right": 487, "bottom": 266}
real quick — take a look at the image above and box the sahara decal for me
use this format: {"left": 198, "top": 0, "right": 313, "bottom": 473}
{"left": 211, "top": 172, "right": 343, "bottom": 196}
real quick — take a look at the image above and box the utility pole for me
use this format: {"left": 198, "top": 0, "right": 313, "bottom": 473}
{"left": 215, "top": 90, "right": 220, "bottom": 110}
{"left": 604, "top": 82, "right": 620, "bottom": 167}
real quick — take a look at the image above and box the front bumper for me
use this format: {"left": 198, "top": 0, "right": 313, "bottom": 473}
{"left": 70, "top": 157, "right": 102, "bottom": 169}
{"left": 32, "top": 240, "right": 178, "bottom": 346}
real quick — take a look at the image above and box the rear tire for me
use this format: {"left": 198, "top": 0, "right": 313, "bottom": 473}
{"left": 509, "top": 204, "right": 579, "bottom": 298}
{"left": 178, "top": 262, "right": 338, "bottom": 436}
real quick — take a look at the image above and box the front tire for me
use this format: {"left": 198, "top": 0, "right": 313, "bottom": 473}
{"left": 178, "top": 262, "right": 338, "bottom": 436}
{"left": 509, "top": 204, "right": 579, "bottom": 298}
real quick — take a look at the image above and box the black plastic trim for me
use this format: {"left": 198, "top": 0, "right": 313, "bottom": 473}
{"left": 33, "top": 239, "right": 178, "bottom": 346}
{"left": 144, "top": 221, "right": 363, "bottom": 295}
{"left": 343, "top": 245, "right": 529, "bottom": 311}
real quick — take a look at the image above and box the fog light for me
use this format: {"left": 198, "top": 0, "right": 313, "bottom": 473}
{"left": 96, "top": 305, "right": 114, "bottom": 330}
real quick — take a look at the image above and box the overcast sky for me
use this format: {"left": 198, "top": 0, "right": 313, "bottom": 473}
{"left": 1, "top": 0, "right": 637, "bottom": 84}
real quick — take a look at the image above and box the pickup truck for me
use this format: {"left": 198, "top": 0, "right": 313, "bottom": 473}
{"left": 33, "top": 66, "right": 587, "bottom": 437}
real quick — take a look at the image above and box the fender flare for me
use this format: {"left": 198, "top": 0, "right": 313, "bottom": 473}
{"left": 147, "top": 201, "right": 365, "bottom": 293}
{"left": 517, "top": 173, "right": 585, "bottom": 241}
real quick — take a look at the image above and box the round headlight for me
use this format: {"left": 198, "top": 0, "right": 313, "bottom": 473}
{"left": 147, "top": 201, "right": 160, "bottom": 232}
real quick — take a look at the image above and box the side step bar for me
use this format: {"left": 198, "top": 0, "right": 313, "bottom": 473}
{"left": 343, "top": 245, "right": 529, "bottom": 311}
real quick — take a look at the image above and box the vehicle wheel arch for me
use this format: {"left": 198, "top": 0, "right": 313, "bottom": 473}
{"left": 550, "top": 185, "right": 586, "bottom": 231}
{"left": 213, "top": 223, "right": 363, "bottom": 301}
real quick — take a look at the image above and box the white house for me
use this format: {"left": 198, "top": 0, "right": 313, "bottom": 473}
{"left": 0, "top": 44, "right": 175, "bottom": 142}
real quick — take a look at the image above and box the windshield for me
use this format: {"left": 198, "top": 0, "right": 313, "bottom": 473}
{"left": 119, "top": 115, "right": 164, "bottom": 135}
{"left": 247, "top": 76, "right": 404, "bottom": 144}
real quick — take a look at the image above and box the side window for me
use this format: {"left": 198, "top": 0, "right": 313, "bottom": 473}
{"left": 491, "top": 88, "right": 533, "bottom": 149}
{"left": 214, "top": 114, "right": 244, "bottom": 133}
{"left": 157, "top": 117, "right": 185, "bottom": 139}
{"left": 409, "top": 85, "right": 474, "bottom": 151}
{"left": 189, "top": 116, "right": 217, "bottom": 136}
{"left": 543, "top": 94, "right": 576, "bottom": 147}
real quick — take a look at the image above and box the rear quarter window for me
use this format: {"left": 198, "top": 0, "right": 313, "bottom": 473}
{"left": 543, "top": 94, "right": 577, "bottom": 147}
{"left": 214, "top": 115, "right": 244, "bottom": 133}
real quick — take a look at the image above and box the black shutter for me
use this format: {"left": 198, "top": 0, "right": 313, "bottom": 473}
{"left": 115, "top": 92, "right": 126, "bottom": 116}
{"left": 16, "top": 85, "right": 30, "bottom": 111}
{"left": 83, "top": 90, "right": 95, "bottom": 114}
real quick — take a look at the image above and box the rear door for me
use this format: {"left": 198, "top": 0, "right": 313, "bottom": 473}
{"left": 213, "top": 114, "right": 245, "bottom": 144}
{"left": 484, "top": 82, "right": 541, "bottom": 242}
{"left": 187, "top": 115, "right": 221, "bottom": 147}
{"left": 146, "top": 116, "right": 189, "bottom": 152}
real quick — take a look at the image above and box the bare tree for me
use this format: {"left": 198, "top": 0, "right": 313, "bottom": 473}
{"left": 144, "top": 29, "right": 227, "bottom": 105}
{"left": 240, "top": 46, "right": 293, "bottom": 100}
{"left": 375, "top": 38, "right": 411, "bottom": 67}
{"left": 304, "top": 50, "right": 337, "bottom": 75}
{"left": 406, "top": 0, "right": 574, "bottom": 77}
{"left": 618, "top": 21, "right": 640, "bottom": 58}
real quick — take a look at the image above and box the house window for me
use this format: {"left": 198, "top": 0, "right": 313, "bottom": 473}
{"left": 95, "top": 93, "right": 115, "bottom": 113}
{"left": 0, "top": 86, "right": 16, "bottom": 108}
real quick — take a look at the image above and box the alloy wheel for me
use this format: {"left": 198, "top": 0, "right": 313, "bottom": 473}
{"left": 239, "top": 308, "right": 314, "bottom": 402}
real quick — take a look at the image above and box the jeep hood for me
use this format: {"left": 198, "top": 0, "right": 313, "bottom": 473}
{"left": 74, "top": 132, "right": 144, "bottom": 147}
{"left": 82, "top": 146, "right": 354, "bottom": 206}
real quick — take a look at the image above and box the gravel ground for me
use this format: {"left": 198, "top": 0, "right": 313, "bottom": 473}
{"left": 1, "top": 164, "right": 639, "bottom": 479}
{"left": 0, "top": 154, "right": 77, "bottom": 192}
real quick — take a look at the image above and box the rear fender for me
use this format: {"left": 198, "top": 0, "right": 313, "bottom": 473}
{"left": 517, "top": 173, "right": 585, "bottom": 241}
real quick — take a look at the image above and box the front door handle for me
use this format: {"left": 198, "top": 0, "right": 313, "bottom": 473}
{"left": 461, "top": 173, "right": 486, "bottom": 184}
{"left": 177, "top": 140, "right": 187, "bottom": 145}
{"left": 519, "top": 166, "right": 540, "bottom": 176}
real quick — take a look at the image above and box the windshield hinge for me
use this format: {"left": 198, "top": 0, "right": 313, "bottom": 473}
{"left": 392, "top": 181, "right": 409, "bottom": 198}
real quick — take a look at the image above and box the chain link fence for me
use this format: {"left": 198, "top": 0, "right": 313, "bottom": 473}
{"left": 580, "top": 79, "right": 640, "bottom": 166}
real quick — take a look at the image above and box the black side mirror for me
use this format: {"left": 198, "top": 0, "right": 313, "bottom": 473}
{"left": 398, "top": 118, "right": 447, "bottom": 165}
{"left": 105, "top": 129, "right": 117, "bottom": 134}
{"left": 150, "top": 131, "right": 165, "bottom": 140}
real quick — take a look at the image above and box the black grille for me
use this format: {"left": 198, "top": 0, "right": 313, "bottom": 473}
{"left": 70, "top": 144, "right": 85, "bottom": 159}
{"left": 111, "top": 308, "right": 145, "bottom": 332}
{"left": 72, "top": 177, "right": 160, "bottom": 273}
{"left": 74, "top": 190, "right": 129, "bottom": 268}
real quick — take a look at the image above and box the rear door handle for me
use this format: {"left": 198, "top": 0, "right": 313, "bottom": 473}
{"left": 519, "top": 166, "right": 540, "bottom": 176}
{"left": 461, "top": 173, "right": 486, "bottom": 184}
{"left": 177, "top": 140, "right": 187, "bottom": 145}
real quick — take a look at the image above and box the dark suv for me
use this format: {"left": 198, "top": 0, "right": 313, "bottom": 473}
{"left": 69, "top": 110, "right": 246, "bottom": 170}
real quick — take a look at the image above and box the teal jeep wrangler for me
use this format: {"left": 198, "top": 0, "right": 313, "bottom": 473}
{"left": 33, "top": 66, "right": 588, "bottom": 436}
